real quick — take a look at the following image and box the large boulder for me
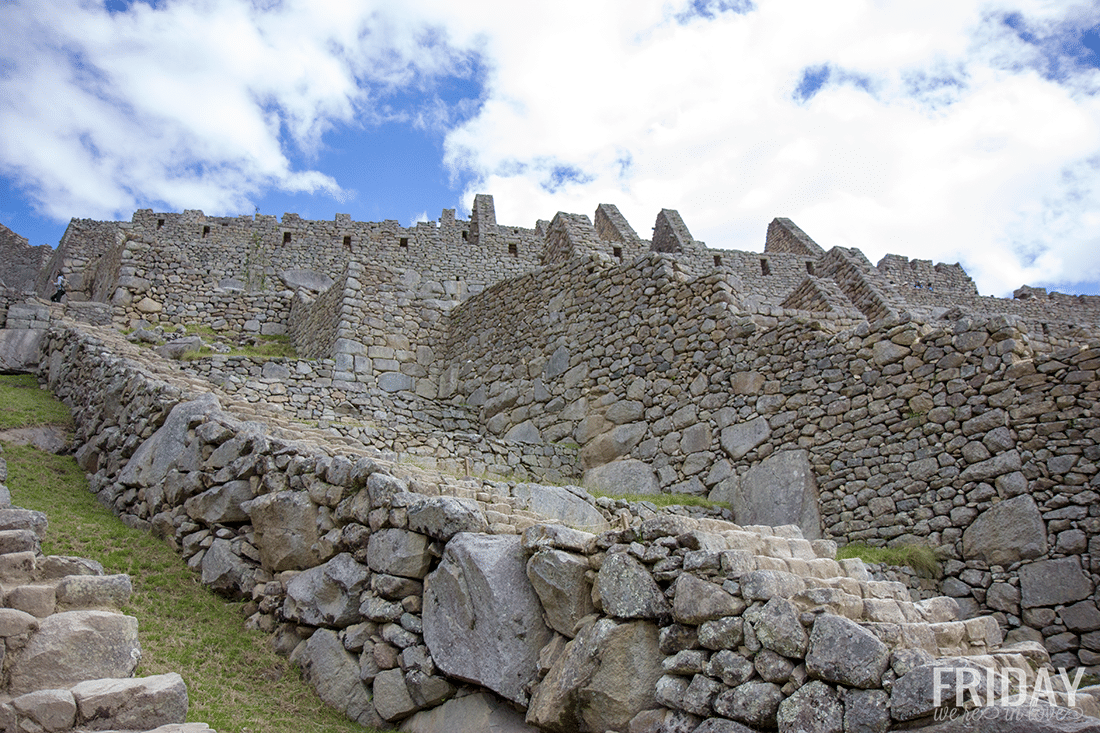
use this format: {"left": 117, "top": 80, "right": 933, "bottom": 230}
{"left": 69, "top": 673, "right": 188, "bottom": 730}
{"left": 117, "top": 393, "right": 221, "bottom": 489}
{"left": 527, "top": 548, "right": 595, "bottom": 637}
{"left": 8, "top": 610, "right": 140, "bottom": 694}
{"left": 283, "top": 553, "right": 370, "bottom": 627}
{"left": 291, "top": 628, "right": 381, "bottom": 727}
{"left": 184, "top": 480, "right": 254, "bottom": 525}
{"left": 526, "top": 618, "right": 663, "bottom": 733}
{"left": 0, "top": 328, "right": 45, "bottom": 372}
{"left": 245, "top": 490, "right": 321, "bottom": 572}
{"left": 367, "top": 529, "right": 431, "bottom": 579}
{"left": 582, "top": 459, "right": 659, "bottom": 496}
{"left": 511, "top": 484, "right": 609, "bottom": 532}
{"left": 200, "top": 539, "right": 256, "bottom": 597}
{"left": 735, "top": 450, "right": 821, "bottom": 539}
{"left": 672, "top": 573, "right": 742, "bottom": 625}
{"left": 805, "top": 614, "right": 889, "bottom": 689}
{"left": 407, "top": 496, "right": 488, "bottom": 541}
{"left": 962, "top": 495, "right": 1047, "bottom": 566}
{"left": 1019, "top": 557, "right": 1094, "bottom": 608}
{"left": 280, "top": 268, "right": 335, "bottom": 292}
{"left": 423, "top": 533, "right": 553, "bottom": 705}
{"left": 720, "top": 417, "right": 770, "bottom": 460}
{"left": 596, "top": 552, "right": 671, "bottom": 620}
{"left": 400, "top": 691, "right": 537, "bottom": 733}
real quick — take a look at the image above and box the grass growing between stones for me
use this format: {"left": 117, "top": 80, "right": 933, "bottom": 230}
{"left": 836, "top": 541, "right": 942, "bottom": 578}
{"left": 588, "top": 487, "right": 731, "bottom": 510}
{"left": 0, "top": 376, "right": 387, "bottom": 733}
{"left": 0, "top": 374, "right": 74, "bottom": 429}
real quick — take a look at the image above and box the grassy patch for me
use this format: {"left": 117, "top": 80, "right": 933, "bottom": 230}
{"left": 0, "top": 374, "right": 74, "bottom": 430}
{"left": 588, "top": 487, "right": 731, "bottom": 510}
{"left": 837, "top": 541, "right": 942, "bottom": 578}
{"left": 0, "top": 376, "right": 384, "bottom": 733}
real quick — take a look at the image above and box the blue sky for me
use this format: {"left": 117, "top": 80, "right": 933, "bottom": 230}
{"left": 1, "top": 0, "right": 1098, "bottom": 297}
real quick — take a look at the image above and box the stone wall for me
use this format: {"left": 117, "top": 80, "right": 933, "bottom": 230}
{"left": 0, "top": 223, "right": 52, "bottom": 294}
{"left": 25, "top": 319, "right": 1092, "bottom": 732}
{"left": 0, "top": 450, "right": 207, "bottom": 733}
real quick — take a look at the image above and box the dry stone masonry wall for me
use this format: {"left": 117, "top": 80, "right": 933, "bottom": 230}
{"left": 1, "top": 193, "right": 1099, "bottom": 731}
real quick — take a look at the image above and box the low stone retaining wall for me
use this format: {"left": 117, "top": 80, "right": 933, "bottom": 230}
{"left": 25, "top": 320, "right": 1100, "bottom": 732}
{"left": 0, "top": 451, "right": 209, "bottom": 733}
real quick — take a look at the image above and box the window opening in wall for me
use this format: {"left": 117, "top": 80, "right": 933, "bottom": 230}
{"left": 806, "top": 261, "right": 814, "bottom": 276}
{"left": 713, "top": 255, "right": 722, "bottom": 267}
{"left": 202, "top": 225, "right": 210, "bottom": 238}
{"left": 400, "top": 237, "right": 409, "bottom": 248}
{"left": 461, "top": 230, "right": 468, "bottom": 241}
{"left": 760, "top": 258, "right": 771, "bottom": 276}
{"left": 283, "top": 232, "right": 291, "bottom": 244}
{"left": 343, "top": 235, "right": 351, "bottom": 249}
{"left": 613, "top": 246, "right": 622, "bottom": 259}
{"left": 508, "top": 243, "right": 518, "bottom": 256}
{"left": 157, "top": 219, "right": 164, "bottom": 229}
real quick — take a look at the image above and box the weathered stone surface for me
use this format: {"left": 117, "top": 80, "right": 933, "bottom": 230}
{"left": 292, "top": 628, "right": 380, "bottom": 727}
{"left": 117, "top": 393, "right": 221, "bottom": 489}
{"left": 580, "top": 422, "right": 647, "bottom": 469}
{"left": 713, "top": 680, "right": 784, "bottom": 728}
{"left": 672, "top": 573, "right": 741, "bottom": 625}
{"left": 184, "top": 480, "right": 254, "bottom": 525}
{"left": 511, "top": 484, "right": 608, "bottom": 532}
{"left": 720, "top": 416, "right": 770, "bottom": 460}
{"left": 747, "top": 597, "right": 808, "bottom": 658}
{"left": 284, "top": 553, "right": 370, "bottom": 627}
{"left": 0, "top": 328, "right": 45, "bottom": 372}
{"left": 890, "top": 659, "right": 990, "bottom": 721}
{"left": 521, "top": 523, "right": 597, "bottom": 554}
{"left": 70, "top": 673, "right": 188, "bottom": 730}
{"left": 735, "top": 450, "right": 821, "bottom": 539}
{"left": 8, "top": 610, "right": 140, "bottom": 694}
{"left": 54, "top": 573, "right": 132, "bottom": 611}
{"left": 401, "top": 691, "right": 537, "bottom": 733}
{"left": 777, "top": 680, "right": 843, "bottom": 733}
{"left": 407, "top": 495, "right": 488, "bottom": 540}
{"left": 200, "top": 538, "right": 255, "bottom": 597}
{"left": 527, "top": 548, "right": 595, "bottom": 637}
{"left": 597, "top": 551, "right": 670, "bottom": 620}
{"left": 962, "top": 495, "right": 1047, "bottom": 566}
{"left": 805, "top": 613, "right": 889, "bottom": 689}
{"left": 699, "top": 616, "right": 744, "bottom": 650}
{"left": 1019, "top": 557, "right": 1093, "bottom": 608}
{"left": 527, "top": 617, "right": 662, "bottom": 733}
{"left": 0, "top": 607, "right": 40, "bottom": 636}
{"left": 582, "top": 458, "right": 659, "bottom": 496}
{"left": 156, "top": 336, "right": 204, "bottom": 360}
{"left": 0, "top": 507, "right": 49, "bottom": 539}
{"left": 246, "top": 490, "right": 321, "bottom": 572}
{"left": 843, "top": 688, "right": 890, "bottom": 733}
{"left": 280, "top": 268, "right": 335, "bottom": 292}
{"left": 1060, "top": 601, "right": 1100, "bottom": 633}
{"left": 373, "top": 668, "right": 418, "bottom": 722}
{"left": 423, "top": 533, "right": 552, "bottom": 705}
{"left": 10, "top": 689, "right": 77, "bottom": 732}
{"left": 367, "top": 529, "right": 431, "bottom": 579}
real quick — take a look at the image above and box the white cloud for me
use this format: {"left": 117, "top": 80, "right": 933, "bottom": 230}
{"left": 437, "top": 0, "right": 1100, "bottom": 295}
{"left": 1, "top": 0, "right": 1097, "bottom": 296}
{"left": 0, "top": 0, "right": 479, "bottom": 220}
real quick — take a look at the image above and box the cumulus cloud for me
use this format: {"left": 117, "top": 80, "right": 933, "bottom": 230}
{"left": 440, "top": 0, "right": 1100, "bottom": 295}
{"left": 0, "top": 0, "right": 481, "bottom": 220}
{"left": 1, "top": 0, "right": 1097, "bottom": 295}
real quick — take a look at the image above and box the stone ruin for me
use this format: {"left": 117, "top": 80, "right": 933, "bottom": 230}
{"left": 0, "top": 196, "right": 1097, "bottom": 732}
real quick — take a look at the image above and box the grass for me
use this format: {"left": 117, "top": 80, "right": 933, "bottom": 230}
{"left": 175, "top": 331, "right": 298, "bottom": 361}
{"left": 837, "top": 541, "right": 942, "bottom": 578}
{"left": 0, "top": 376, "right": 386, "bottom": 733}
{"left": 0, "top": 374, "right": 74, "bottom": 430}
{"left": 588, "top": 487, "right": 731, "bottom": 510}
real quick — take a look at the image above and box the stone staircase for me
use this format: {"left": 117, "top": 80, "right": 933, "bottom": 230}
{"left": 0, "top": 452, "right": 213, "bottom": 733}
